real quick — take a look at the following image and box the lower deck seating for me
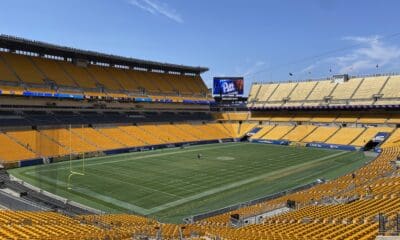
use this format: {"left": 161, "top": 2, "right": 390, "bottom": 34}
{"left": 6, "top": 129, "right": 69, "bottom": 158}
{"left": 0, "top": 133, "right": 36, "bottom": 162}
{"left": 251, "top": 124, "right": 393, "bottom": 147}
{"left": 261, "top": 125, "right": 294, "bottom": 140}
{"left": 249, "top": 125, "right": 275, "bottom": 139}
{"left": 351, "top": 127, "right": 394, "bottom": 147}
{"left": 222, "top": 123, "right": 257, "bottom": 138}
{"left": 302, "top": 126, "right": 339, "bottom": 143}
{"left": 382, "top": 128, "right": 400, "bottom": 148}
{"left": 325, "top": 127, "right": 365, "bottom": 145}
{"left": 282, "top": 125, "right": 316, "bottom": 142}
{"left": 41, "top": 128, "right": 98, "bottom": 154}
{"left": 0, "top": 122, "right": 250, "bottom": 163}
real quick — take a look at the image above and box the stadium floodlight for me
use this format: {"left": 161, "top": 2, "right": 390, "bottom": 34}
{"left": 67, "top": 125, "right": 85, "bottom": 190}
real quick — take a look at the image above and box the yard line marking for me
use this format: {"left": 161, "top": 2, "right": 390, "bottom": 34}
{"left": 85, "top": 168, "right": 185, "bottom": 198}
{"left": 146, "top": 151, "right": 348, "bottom": 214}
{"left": 25, "top": 143, "right": 247, "bottom": 174}
{"left": 15, "top": 143, "right": 352, "bottom": 217}
{"left": 26, "top": 173, "right": 170, "bottom": 215}
{"left": 71, "top": 187, "right": 152, "bottom": 214}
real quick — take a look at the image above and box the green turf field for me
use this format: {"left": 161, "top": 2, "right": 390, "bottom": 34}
{"left": 9, "top": 142, "right": 372, "bottom": 223}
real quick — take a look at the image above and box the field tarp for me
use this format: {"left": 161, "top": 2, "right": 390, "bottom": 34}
{"left": 251, "top": 139, "right": 289, "bottom": 145}
{"left": 306, "top": 142, "right": 357, "bottom": 151}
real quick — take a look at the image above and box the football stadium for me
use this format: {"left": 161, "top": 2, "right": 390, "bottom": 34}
{"left": 1, "top": 1, "right": 400, "bottom": 239}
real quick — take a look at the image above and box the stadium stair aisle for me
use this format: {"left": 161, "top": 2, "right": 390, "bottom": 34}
{"left": 31, "top": 56, "right": 78, "bottom": 87}
{"left": 173, "top": 123, "right": 203, "bottom": 141}
{"left": 351, "top": 127, "right": 394, "bottom": 147}
{"left": 282, "top": 125, "right": 316, "bottom": 142}
{"left": 126, "top": 70, "right": 161, "bottom": 93}
{"left": 178, "top": 123, "right": 215, "bottom": 140}
{"left": 59, "top": 61, "right": 99, "bottom": 89}
{"left": 378, "top": 75, "right": 400, "bottom": 102}
{"left": 267, "top": 82, "right": 297, "bottom": 102}
{"left": 41, "top": 128, "right": 99, "bottom": 154}
{"left": 287, "top": 81, "right": 317, "bottom": 102}
{"left": 352, "top": 76, "right": 387, "bottom": 100}
{"left": 0, "top": 52, "right": 45, "bottom": 84}
{"left": 261, "top": 125, "right": 294, "bottom": 140}
{"left": 0, "top": 132, "right": 36, "bottom": 162}
{"left": 119, "top": 125, "right": 165, "bottom": 145}
{"left": 221, "top": 123, "right": 238, "bottom": 138}
{"left": 6, "top": 129, "right": 70, "bottom": 158}
{"left": 106, "top": 67, "right": 140, "bottom": 92}
{"left": 249, "top": 125, "right": 275, "bottom": 139}
{"left": 238, "top": 123, "right": 257, "bottom": 137}
{"left": 138, "top": 124, "right": 183, "bottom": 143}
{"left": 306, "top": 80, "right": 337, "bottom": 101}
{"left": 0, "top": 54, "right": 21, "bottom": 83}
{"left": 165, "top": 124, "right": 199, "bottom": 142}
{"left": 330, "top": 78, "right": 363, "bottom": 100}
{"left": 325, "top": 127, "right": 365, "bottom": 145}
{"left": 256, "top": 83, "right": 279, "bottom": 102}
{"left": 72, "top": 127, "right": 124, "bottom": 150}
{"left": 86, "top": 65, "right": 123, "bottom": 91}
{"left": 97, "top": 127, "right": 144, "bottom": 148}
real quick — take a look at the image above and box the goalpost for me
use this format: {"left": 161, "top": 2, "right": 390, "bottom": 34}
{"left": 67, "top": 124, "right": 85, "bottom": 190}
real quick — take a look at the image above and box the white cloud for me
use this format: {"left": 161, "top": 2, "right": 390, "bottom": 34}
{"left": 128, "top": 0, "right": 183, "bottom": 23}
{"left": 300, "top": 63, "right": 317, "bottom": 74}
{"left": 331, "top": 35, "right": 400, "bottom": 73}
{"left": 242, "top": 61, "right": 266, "bottom": 77}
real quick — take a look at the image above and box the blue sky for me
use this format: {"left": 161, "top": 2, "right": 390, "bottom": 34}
{"left": 1, "top": 0, "right": 400, "bottom": 95}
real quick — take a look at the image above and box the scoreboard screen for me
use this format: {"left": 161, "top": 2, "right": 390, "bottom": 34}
{"left": 213, "top": 77, "right": 244, "bottom": 96}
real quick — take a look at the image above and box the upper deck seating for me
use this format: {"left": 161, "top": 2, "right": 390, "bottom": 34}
{"left": 288, "top": 81, "right": 316, "bottom": 101}
{"left": 352, "top": 76, "right": 387, "bottom": 99}
{"left": 248, "top": 74, "right": 400, "bottom": 108}
{"left": 0, "top": 51, "right": 210, "bottom": 101}
{"left": 330, "top": 77, "right": 363, "bottom": 100}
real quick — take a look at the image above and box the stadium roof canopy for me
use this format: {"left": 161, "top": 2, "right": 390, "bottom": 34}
{"left": 0, "top": 34, "right": 209, "bottom": 74}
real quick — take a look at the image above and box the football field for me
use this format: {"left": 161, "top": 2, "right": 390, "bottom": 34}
{"left": 9, "top": 142, "right": 371, "bottom": 223}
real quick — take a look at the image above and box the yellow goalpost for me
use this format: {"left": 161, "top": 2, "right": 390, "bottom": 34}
{"left": 67, "top": 124, "right": 85, "bottom": 190}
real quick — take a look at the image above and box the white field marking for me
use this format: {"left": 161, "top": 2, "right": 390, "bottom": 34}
{"left": 24, "top": 142, "right": 249, "bottom": 175}
{"left": 159, "top": 151, "right": 335, "bottom": 191}
{"left": 145, "top": 151, "right": 349, "bottom": 214}
{"left": 31, "top": 173, "right": 173, "bottom": 215}
{"left": 216, "top": 156, "right": 235, "bottom": 161}
{"left": 30, "top": 168, "right": 183, "bottom": 199}
{"left": 84, "top": 168, "right": 186, "bottom": 198}
{"left": 33, "top": 149, "right": 346, "bottom": 215}
{"left": 83, "top": 161, "right": 203, "bottom": 195}
{"left": 18, "top": 144, "right": 349, "bottom": 215}
{"left": 71, "top": 186, "right": 152, "bottom": 214}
